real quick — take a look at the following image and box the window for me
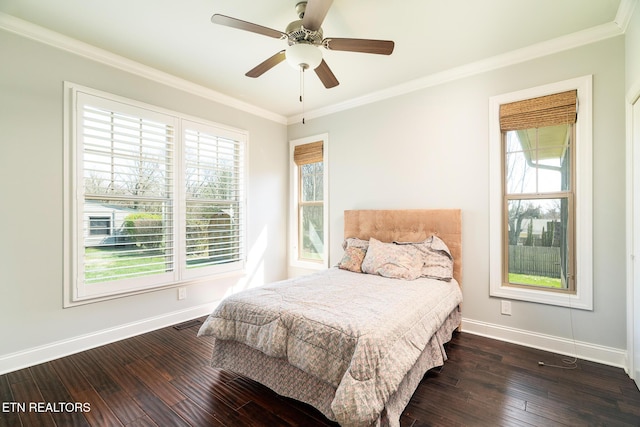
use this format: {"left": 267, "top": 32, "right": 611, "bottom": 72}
{"left": 184, "top": 124, "right": 244, "bottom": 272}
{"left": 290, "top": 135, "right": 329, "bottom": 269}
{"left": 503, "top": 91, "right": 576, "bottom": 292}
{"left": 489, "top": 76, "right": 593, "bottom": 310}
{"left": 89, "top": 217, "right": 112, "bottom": 236}
{"left": 64, "top": 83, "right": 246, "bottom": 305}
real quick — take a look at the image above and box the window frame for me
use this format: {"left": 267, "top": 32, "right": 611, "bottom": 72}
{"left": 489, "top": 76, "right": 593, "bottom": 310}
{"left": 63, "top": 82, "right": 247, "bottom": 307}
{"left": 289, "top": 134, "right": 329, "bottom": 270}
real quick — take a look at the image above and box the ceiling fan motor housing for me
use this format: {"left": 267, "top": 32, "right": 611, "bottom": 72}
{"left": 285, "top": 19, "right": 323, "bottom": 46}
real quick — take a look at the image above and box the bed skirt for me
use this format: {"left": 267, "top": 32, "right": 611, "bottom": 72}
{"left": 209, "top": 306, "right": 461, "bottom": 427}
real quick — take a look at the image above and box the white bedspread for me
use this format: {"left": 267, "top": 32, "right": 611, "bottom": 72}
{"left": 198, "top": 268, "right": 462, "bottom": 426}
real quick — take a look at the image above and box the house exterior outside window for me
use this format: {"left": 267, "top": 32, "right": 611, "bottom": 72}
{"left": 289, "top": 134, "right": 329, "bottom": 270}
{"left": 489, "top": 76, "right": 593, "bottom": 310}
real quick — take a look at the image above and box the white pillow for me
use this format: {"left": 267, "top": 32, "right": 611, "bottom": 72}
{"left": 361, "top": 238, "right": 423, "bottom": 280}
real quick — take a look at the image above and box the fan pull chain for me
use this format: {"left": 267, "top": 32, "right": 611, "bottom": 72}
{"left": 299, "top": 66, "right": 306, "bottom": 124}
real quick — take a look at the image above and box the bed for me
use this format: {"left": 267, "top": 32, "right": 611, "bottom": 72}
{"left": 198, "top": 209, "right": 463, "bottom": 427}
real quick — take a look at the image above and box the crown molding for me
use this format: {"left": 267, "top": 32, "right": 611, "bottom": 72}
{"left": 289, "top": 19, "right": 626, "bottom": 124}
{"left": 615, "top": 0, "right": 638, "bottom": 31}
{"left": 0, "top": 12, "right": 288, "bottom": 125}
{"left": 0, "top": 4, "right": 631, "bottom": 128}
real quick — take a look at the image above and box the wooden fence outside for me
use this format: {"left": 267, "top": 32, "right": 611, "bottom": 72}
{"left": 508, "top": 245, "right": 561, "bottom": 278}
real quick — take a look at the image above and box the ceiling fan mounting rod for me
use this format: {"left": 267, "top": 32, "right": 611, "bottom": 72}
{"left": 295, "top": 2, "right": 308, "bottom": 19}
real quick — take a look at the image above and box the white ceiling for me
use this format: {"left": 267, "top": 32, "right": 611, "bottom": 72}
{"left": 0, "top": 0, "right": 626, "bottom": 121}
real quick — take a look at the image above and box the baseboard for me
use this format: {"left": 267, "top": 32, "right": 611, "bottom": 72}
{"left": 461, "top": 317, "right": 628, "bottom": 371}
{"left": 2, "top": 310, "right": 627, "bottom": 376}
{"left": 0, "top": 303, "right": 216, "bottom": 375}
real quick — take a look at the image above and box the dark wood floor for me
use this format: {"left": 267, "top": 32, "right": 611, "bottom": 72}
{"left": 1, "top": 318, "right": 639, "bottom": 427}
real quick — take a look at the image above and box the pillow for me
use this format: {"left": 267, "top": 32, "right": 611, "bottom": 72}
{"left": 396, "top": 235, "right": 453, "bottom": 281}
{"left": 361, "top": 238, "right": 423, "bottom": 280}
{"left": 342, "top": 237, "right": 369, "bottom": 251}
{"left": 338, "top": 246, "right": 367, "bottom": 272}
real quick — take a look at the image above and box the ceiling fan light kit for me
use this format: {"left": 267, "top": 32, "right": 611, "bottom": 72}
{"left": 285, "top": 43, "right": 323, "bottom": 70}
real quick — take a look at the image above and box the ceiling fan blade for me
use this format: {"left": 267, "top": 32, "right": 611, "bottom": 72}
{"left": 302, "top": 0, "right": 333, "bottom": 31}
{"left": 314, "top": 59, "right": 339, "bottom": 89}
{"left": 211, "top": 14, "right": 286, "bottom": 39}
{"left": 245, "top": 50, "right": 286, "bottom": 78}
{"left": 323, "top": 38, "right": 395, "bottom": 55}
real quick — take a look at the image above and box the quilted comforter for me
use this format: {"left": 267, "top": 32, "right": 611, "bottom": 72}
{"left": 198, "top": 268, "right": 463, "bottom": 426}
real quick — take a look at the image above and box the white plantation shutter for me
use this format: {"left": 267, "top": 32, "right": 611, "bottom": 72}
{"left": 78, "top": 93, "right": 176, "bottom": 295}
{"left": 183, "top": 122, "right": 245, "bottom": 273}
{"left": 70, "top": 87, "right": 246, "bottom": 303}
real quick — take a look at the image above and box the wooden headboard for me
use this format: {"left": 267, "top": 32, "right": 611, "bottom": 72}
{"left": 344, "top": 209, "right": 462, "bottom": 285}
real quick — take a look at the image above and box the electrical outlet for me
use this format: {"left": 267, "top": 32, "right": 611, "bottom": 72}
{"left": 501, "top": 300, "right": 512, "bottom": 316}
{"left": 178, "top": 287, "right": 186, "bottom": 300}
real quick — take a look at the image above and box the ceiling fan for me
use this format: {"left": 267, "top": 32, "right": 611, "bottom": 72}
{"left": 211, "top": 0, "right": 395, "bottom": 89}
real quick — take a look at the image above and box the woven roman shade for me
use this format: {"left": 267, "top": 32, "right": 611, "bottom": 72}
{"left": 293, "top": 141, "right": 323, "bottom": 165}
{"left": 500, "top": 90, "right": 577, "bottom": 131}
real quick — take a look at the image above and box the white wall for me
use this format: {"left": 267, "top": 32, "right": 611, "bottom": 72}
{"left": 0, "top": 29, "right": 288, "bottom": 372}
{"left": 289, "top": 36, "right": 627, "bottom": 360}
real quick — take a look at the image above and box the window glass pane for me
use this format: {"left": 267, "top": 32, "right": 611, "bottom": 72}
{"left": 301, "top": 162, "right": 323, "bottom": 202}
{"left": 505, "top": 126, "right": 570, "bottom": 195}
{"left": 186, "top": 202, "right": 241, "bottom": 268}
{"left": 314, "top": 164, "right": 324, "bottom": 201}
{"left": 82, "top": 107, "right": 173, "bottom": 199}
{"left": 184, "top": 127, "right": 244, "bottom": 270}
{"left": 299, "top": 205, "right": 323, "bottom": 261}
{"left": 505, "top": 149, "right": 536, "bottom": 194}
{"left": 81, "top": 100, "right": 174, "bottom": 286}
{"left": 506, "top": 198, "right": 569, "bottom": 289}
{"left": 537, "top": 147, "right": 570, "bottom": 193}
{"left": 84, "top": 199, "right": 174, "bottom": 284}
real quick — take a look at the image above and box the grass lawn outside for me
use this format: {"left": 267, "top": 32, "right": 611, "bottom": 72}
{"left": 508, "top": 273, "right": 562, "bottom": 288}
{"left": 85, "top": 247, "right": 168, "bottom": 283}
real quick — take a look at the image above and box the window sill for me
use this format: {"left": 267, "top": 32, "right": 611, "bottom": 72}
{"left": 490, "top": 282, "right": 592, "bottom": 310}
{"left": 64, "top": 269, "right": 245, "bottom": 308}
